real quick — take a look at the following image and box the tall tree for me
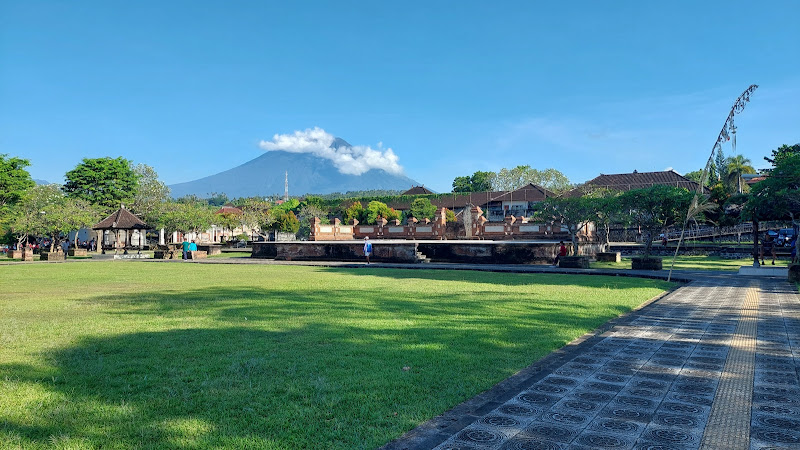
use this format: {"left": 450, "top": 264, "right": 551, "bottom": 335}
{"left": 452, "top": 171, "right": 493, "bottom": 192}
{"left": 409, "top": 198, "right": 437, "bottom": 220}
{"left": 0, "top": 154, "right": 35, "bottom": 213}
{"left": 129, "top": 164, "right": 170, "bottom": 226}
{"left": 63, "top": 157, "right": 139, "bottom": 210}
{"left": 533, "top": 196, "right": 597, "bottom": 255}
{"left": 618, "top": 185, "right": 693, "bottom": 258}
{"left": 492, "top": 165, "right": 571, "bottom": 193}
{"left": 725, "top": 155, "right": 756, "bottom": 194}
{"left": 10, "top": 184, "right": 98, "bottom": 252}
{"left": 714, "top": 147, "right": 727, "bottom": 184}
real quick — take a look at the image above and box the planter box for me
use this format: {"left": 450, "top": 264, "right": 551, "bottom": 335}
{"left": 789, "top": 264, "right": 800, "bottom": 283}
{"left": 197, "top": 244, "right": 222, "bottom": 255}
{"left": 40, "top": 251, "right": 66, "bottom": 261}
{"left": 632, "top": 257, "right": 662, "bottom": 270}
{"left": 9, "top": 249, "right": 34, "bottom": 260}
{"left": 68, "top": 249, "right": 88, "bottom": 257}
{"left": 153, "top": 250, "right": 177, "bottom": 259}
{"left": 189, "top": 251, "right": 208, "bottom": 260}
{"left": 596, "top": 252, "right": 621, "bottom": 262}
{"left": 559, "top": 256, "right": 590, "bottom": 269}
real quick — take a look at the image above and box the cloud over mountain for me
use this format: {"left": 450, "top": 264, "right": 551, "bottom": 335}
{"left": 259, "top": 127, "right": 403, "bottom": 176}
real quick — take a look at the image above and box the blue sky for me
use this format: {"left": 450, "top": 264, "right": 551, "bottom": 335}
{"left": 2, "top": 1, "right": 798, "bottom": 193}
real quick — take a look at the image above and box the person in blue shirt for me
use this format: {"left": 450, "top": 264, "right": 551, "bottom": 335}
{"left": 363, "top": 236, "right": 372, "bottom": 264}
{"left": 189, "top": 240, "right": 198, "bottom": 252}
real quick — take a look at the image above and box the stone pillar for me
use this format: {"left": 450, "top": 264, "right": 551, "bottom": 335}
{"left": 333, "top": 218, "right": 341, "bottom": 239}
{"left": 505, "top": 215, "right": 517, "bottom": 238}
{"left": 463, "top": 204, "right": 472, "bottom": 238}
{"left": 309, "top": 217, "right": 320, "bottom": 241}
{"left": 376, "top": 217, "right": 386, "bottom": 238}
{"left": 159, "top": 228, "right": 165, "bottom": 246}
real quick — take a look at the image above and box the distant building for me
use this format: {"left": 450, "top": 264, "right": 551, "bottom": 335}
{"left": 387, "top": 183, "right": 556, "bottom": 221}
{"left": 401, "top": 185, "right": 435, "bottom": 195}
{"left": 580, "top": 170, "right": 704, "bottom": 193}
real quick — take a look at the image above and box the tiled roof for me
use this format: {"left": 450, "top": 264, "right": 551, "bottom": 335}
{"left": 215, "top": 205, "right": 243, "bottom": 215}
{"left": 387, "top": 184, "right": 556, "bottom": 210}
{"left": 402, "top": 186, "right": 435, "bottom": 195}
{"left": 93, "top": 207, "right": 148, "bottom": 230}
{"left": 583, "top": 170, "right": 703, "bottom": 192}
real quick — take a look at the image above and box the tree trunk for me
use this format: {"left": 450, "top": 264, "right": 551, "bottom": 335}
{"left": 752, "top": 218, "right": 759, "bottom": 267}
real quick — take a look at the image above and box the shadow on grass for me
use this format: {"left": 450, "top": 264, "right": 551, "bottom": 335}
{"left": 0, "top": 277, "right": 658, "bottom": 448}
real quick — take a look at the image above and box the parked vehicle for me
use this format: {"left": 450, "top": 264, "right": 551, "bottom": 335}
{"left": 777, "top": 228, "right": 797, "bottom": 247}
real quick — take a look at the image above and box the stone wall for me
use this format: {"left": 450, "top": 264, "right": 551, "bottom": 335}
{"left": 252, "top": 241, "right": 603, "bottom": 264}
{"left": 309, "top": 206, "right": 593, "bottom": 242}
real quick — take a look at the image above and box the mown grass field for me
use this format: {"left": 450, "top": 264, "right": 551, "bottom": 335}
{"left": 0, "top": 262, "right": 672, "bottom": 449}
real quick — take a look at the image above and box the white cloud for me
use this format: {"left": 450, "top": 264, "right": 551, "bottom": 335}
{"left": 259, "top": 127, "right": 404, "bottom": 176}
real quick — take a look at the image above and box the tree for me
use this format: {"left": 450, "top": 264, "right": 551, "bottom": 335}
{"left": 296, "top": 203, "right": 329, "bottom": 238}
{"left": 8, "top": 184, "right": 61, "bottom": 253}
{"left": 725, "top": 155, "right": 756, "bottom": 194}
{"left": 63, "top": 157, "right": 138, "bottom": 210}
{"left": 0, "top": 154, "right": 35, "bottom": 213}
{"left": 272, "top": 211, "right": 300, "bottom": 234}
{"left": 764, "top": 143, "right": 800, "bottom": 165}
{"left": 714, "top": 147, "right": 727, "bottom": 185}
{"left": 365, "top": 201, "right": 399, "bottom": 224}
{"left": 586, "top": 190, "right": 624, "bottom": 251}
{"left": 345, "top": 201, "right": 365, "bottom": 223}
{"left": 748, "top": 145, "right": 800, "bottom": 223}
{"left": 409, "top": 198, "right": 437, "bottom": 220}
{"left": 492, "top": 165, "right": 572, "bottom": 193}
{"left": 129, "top": 164, "right": 170, "bottom": 226}
{"left": 452, "top": 171, "right": 494, "bottom": 192}
{"left": 533, "top": 196, "right": 597, "bottom": 255}
{"left": 9, "top": 184, "right": 98, "bottom": 252}
{"left": 155, "top": 201, "right": 215, "bottom": 236}
{"left": 238, "top": 198, "right": 274, "bottom": 240}
{"left": 618, "top": 185, "right": 693, "bottom": 258}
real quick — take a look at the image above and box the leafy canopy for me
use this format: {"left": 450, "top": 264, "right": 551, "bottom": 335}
{"left": 0, "top": 154, "right": 35, "bottom": 212}
{"left": 63, "top": 157, "right": 139, "bottom": 210}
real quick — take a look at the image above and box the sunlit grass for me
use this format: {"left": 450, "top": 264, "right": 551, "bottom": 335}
{"left": 591, "top": 254, "right": 791, "bottom": 271}
{"left": 0, "top": 263, "right": 672, "bottom": 449}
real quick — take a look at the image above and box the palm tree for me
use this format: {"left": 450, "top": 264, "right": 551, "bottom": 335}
{"left": 726, "top": 155, "right": 756, "bottom": 194}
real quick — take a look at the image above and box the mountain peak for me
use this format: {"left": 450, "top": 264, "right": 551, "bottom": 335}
{"left": 330, "top": 137, "right": 351, "bottom": 149}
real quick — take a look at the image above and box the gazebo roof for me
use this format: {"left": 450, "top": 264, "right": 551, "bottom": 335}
{"left": 93, "top": 206, "right": 149, "bottom": 230}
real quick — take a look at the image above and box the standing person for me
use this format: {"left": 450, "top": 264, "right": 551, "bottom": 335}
{"left": 181, "top": 237, "right": 190, "bottom": 260}
{"left": 363, "top": 236, "right": 372, "bottom": 264}
{"left": 761, "top": 233, "right": 776, "bottom": 265}
{"left": 554, "top": 241, "right": 567, "bottom": 266}
{"left": 189, "top": 240, "right": 198, "bottom": 252}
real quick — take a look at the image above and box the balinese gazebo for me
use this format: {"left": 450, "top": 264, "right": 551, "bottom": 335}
{"left": 92, "top": 206, "right": 150, "bottom": 254}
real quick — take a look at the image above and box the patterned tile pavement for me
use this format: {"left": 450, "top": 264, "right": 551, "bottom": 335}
{"left": 384, "top": 276, "right": 800, "bottom": 450}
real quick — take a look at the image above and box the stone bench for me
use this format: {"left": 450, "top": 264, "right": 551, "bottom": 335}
{"left": 153, "top": 250, "right": 177, "bottom": 259}
{"left": 596, "top": 252, "right": 621, "bottom": 262}
{"left": 8, "top": 249, "right": 34, "bottom": 260}
{"left": 40, "top": 251, "right": 66, "bottom": 261}
{"left": 189, "top": 251, "right": 208, "bottom": 260}
{"left": 68, "top": 249, "right": 88, "bottom": 257}
{"left": 559, "top": 256, "right": 590, "bottom": 269}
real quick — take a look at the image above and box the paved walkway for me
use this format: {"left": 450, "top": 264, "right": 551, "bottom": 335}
{"left": 380, "top": 274, "right": 800, "bottom": 450}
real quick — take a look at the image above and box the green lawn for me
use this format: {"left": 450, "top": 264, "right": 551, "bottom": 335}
{"left": 591, "top": 254, "right": 791, "bottom": 271}
{"left": 0, "top": 263, "right": 672, "bottom": 449}
{"left": 207, "top": 251, "right": 252, "bottom": 259}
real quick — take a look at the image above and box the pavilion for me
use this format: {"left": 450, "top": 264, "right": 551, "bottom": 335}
{"left": 92, "top": 206, "right": 150, "bottom": 254}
